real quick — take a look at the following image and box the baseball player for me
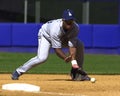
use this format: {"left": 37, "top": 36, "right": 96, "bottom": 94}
{"left": 12, "top": 9, "right": 90, "bottom": 81}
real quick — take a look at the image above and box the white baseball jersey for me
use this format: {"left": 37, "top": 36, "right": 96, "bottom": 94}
{"left": 38, "top": 19, "right": 79, "bottom": 48}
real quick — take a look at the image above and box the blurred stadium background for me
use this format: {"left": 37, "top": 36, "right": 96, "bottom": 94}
{"left": 0, "top": 0, "right": 120, "bottom": 74}
{"left": 0, "top": 0, "right": 119, "bottom": 24}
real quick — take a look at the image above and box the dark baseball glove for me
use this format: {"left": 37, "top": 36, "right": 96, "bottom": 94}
{"left": 70, "top": 68, "right": 90, "bottom": 81}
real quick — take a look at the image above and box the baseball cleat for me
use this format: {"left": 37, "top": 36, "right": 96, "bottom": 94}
{"left": 11, "top": 71, "right": 20, "bottom": 80}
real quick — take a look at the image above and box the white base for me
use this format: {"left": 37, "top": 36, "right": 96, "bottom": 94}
{"left": 2, "top": 83, "right": 40, "bottom": 92}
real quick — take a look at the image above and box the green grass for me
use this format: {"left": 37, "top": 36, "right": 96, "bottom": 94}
{"left": 84, "top": 54, "right": 120, "bottom": 74}
{"left": 0, "top": 52, "right": 120, "bottom": 74}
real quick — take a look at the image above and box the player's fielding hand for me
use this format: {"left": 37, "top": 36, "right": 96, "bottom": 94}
{"left": 72, "top": 64, "right": 79, "bottom": 69}
{"left": 71, "top": 60, "right": 79, "bottom": 69}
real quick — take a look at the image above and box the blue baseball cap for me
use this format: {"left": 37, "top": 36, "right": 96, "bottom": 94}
{"left": 62, "top": 9, "right": 75, "bottom": 20}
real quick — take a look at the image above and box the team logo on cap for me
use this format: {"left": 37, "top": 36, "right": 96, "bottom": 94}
{"left": 68, "top": 11, "right": 72, "bottom": 16}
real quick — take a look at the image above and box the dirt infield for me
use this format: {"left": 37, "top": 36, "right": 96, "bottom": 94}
{"left": 0, "top": 74, "right": 120, "bottom": 96}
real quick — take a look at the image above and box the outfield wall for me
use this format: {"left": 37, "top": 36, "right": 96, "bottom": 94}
{"left": 0, "top": 23, "right": 120, "bottom": 54}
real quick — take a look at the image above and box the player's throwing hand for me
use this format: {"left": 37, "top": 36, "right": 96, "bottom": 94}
{"left": 64, "top": 55, "right": 72, "bottom": 62}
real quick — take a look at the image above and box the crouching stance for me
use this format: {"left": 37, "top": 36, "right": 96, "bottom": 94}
{"left": 11, "top": 9, "right": 90, "bottom": 81}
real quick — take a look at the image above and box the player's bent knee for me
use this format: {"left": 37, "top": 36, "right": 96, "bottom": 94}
{"left": 37, "top": 56, "right": 48, "bottom": 63}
